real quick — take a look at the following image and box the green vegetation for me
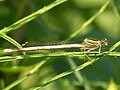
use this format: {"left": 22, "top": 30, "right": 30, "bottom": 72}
{"left": 0, "top": 0, "right": 120, "bottom": 90}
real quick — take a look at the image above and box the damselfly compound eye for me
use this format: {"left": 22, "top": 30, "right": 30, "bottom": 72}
{"left": 102, "top": 38, "right": 108, "bottom": 46}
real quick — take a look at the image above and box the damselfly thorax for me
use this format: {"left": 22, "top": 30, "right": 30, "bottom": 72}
{"left": 83, "top": 38, "right": 108, "bottom": 46}
{"left": 81, "top": 38, "right": 108, "bottom": 52}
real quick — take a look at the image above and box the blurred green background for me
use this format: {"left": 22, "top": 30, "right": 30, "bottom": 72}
{"left": 0, "top": 0, "right": 120, "bottom": 90}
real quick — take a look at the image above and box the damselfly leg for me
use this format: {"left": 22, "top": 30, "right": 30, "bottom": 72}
{"left": 82, "top": 38, "right": 108, "bottom": 53}
{"left": 80, "top": 38, "right": 108, "bottom": 61}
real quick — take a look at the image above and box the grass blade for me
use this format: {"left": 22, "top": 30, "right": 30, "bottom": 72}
{"left": 28, "top": 58, "right": 99, "bottom": 90}
{"left": 109, "top": 41, "right": 120, "bottom": 52}
{"left": 3, "top": 60, "right": 46, "bottom": 90}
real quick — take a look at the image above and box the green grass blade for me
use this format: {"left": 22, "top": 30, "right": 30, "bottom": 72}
{"left": 1, "top": 51, "right": 120, "bottom": 62}
{"left": 109, "top": 41, "right": 120, "bottom": 52}
{"left": 28, "top": 58, "right": 99, "bottom": 90}
{"left": 0, "top": 51, "right": 100, "bottom": 62}
{"left": 0, "top": 0, "right": 68, "bottom": 34}
{"left": 108, "top": 52, "right": 120, "bottom": 56}
{"left": 67, "top": 0, "right": 112, "bottom": 41}
{"left": 67, "top": 57, "right": 84, "bottom": 82}
{"left": 0, "top": 32, "right": 22, "bottom": 48}
{"left": 111, "top": 2, "right": 120, "bottom": 21}
{"left": 3, "top": 60, "right": 46, "bottom": 90}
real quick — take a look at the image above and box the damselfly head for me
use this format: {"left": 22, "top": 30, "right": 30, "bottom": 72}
{"left": 102, "top": 38, "right": 108, "bottom": 46}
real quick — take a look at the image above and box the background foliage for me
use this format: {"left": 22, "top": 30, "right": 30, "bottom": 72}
{"left": 0, "top": 0, "right": 120, "bottom": 90}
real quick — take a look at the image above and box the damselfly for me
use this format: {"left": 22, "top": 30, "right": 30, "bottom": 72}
{"left": 4, "top": 38, "right": 108, "bottom": 54}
